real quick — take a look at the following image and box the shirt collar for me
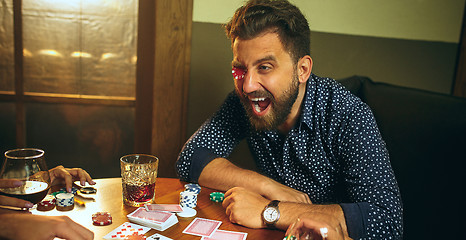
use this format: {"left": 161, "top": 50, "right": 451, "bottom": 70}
{"left": 261, "top": 74, "right": 316, "bottom": 138}
{"left": 298, "top": 73, "right": 316, "bottom": 131}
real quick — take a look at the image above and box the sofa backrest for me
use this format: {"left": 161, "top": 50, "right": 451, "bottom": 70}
{"left": 339, "top": 75, "right": 466, "bottom": 239}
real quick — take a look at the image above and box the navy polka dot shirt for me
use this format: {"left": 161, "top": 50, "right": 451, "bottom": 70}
{"left": 176, "top": 74, "right": 403, "bottom": 239}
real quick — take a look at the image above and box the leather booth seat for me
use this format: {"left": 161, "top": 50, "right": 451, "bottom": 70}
{"left": 339, "top": 76, "right": 466, "bottom": 239}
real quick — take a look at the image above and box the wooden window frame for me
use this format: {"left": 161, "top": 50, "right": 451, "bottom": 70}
{"left": 3, "top": 0, "right": 192, "bottom": 177}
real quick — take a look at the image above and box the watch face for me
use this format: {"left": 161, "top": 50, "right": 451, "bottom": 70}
{"left": 263, "top": 207, "right": 279, "bottom": 222}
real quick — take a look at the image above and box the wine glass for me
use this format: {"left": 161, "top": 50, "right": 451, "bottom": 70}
{"left": 0, "top": 148, "right": 51, "bottom": 204}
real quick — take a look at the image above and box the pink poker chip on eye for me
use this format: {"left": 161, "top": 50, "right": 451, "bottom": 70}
{"left": 232, "top": 67, "right": 246, "bottom": 80}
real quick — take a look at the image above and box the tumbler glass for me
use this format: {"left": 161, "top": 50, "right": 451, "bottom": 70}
{"left": 120, "top": 154, "right": 159, "bottom": 207}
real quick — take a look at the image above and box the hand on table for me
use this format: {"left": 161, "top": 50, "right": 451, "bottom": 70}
{"left": 0, "top": 213, "right": 93, "bottom": 240}
{"left": 222, "top": 187, "right": 270, "bottom": 228}
{"left": 49, "top": 165, "right": 95, "bottom": 193}
{"left": 285, "top": 212, "right": 348, "bottom": 240}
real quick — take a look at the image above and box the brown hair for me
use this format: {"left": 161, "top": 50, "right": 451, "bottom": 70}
{"left": 225, "top": 0, "right": 311, "bottom": 62}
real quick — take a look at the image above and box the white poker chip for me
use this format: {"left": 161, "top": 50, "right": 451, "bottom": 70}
{"left": 55, "top": 193, "right": 74, "bottom": 207}
{"left": 176, "top": 207, "right": 197, "bottom": 218}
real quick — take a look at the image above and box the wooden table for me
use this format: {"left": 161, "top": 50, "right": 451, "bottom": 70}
{"left": 32, "top": 178, "right": 285, "bottom": 239}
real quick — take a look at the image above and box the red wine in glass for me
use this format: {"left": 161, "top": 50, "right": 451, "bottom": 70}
{"left": 0, "top": 148, "right": 51, "bottom": 205}
{"left": 0, "top": 180, "right": 50, "bottom": 204}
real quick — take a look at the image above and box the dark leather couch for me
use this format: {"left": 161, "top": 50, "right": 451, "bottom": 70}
{"left": 339, "top": 76, "right": 466, "bottom": 239}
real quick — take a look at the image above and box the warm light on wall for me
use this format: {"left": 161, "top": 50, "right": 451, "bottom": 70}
{"left": 100, "top": 53, "right": 119, "bottom": 61}
{"left": 37, "top": 49, "right": 63, "bottom": 57}
{"left": 71, "top": 51, "right": 92, "bottom": 58}
{"left": 23, "top": 49, "right": 33, "bottom": 57}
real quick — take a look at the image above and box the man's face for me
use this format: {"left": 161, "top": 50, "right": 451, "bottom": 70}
{"left": 232, "top": 32, "right": 299, "bottom": 131}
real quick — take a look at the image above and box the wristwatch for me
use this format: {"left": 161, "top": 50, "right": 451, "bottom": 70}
{"left": 262, "top": 200, "right": 280, "bottom": 227}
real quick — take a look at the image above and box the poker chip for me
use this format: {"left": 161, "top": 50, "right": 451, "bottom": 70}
{"left": 55, "top": 192, "right": 74, "bottom": 211}
{"left": 51, "top": 190, "right": 67, "bottom": 197}
{"left": 37, "top": 195, "right": 56, "bottom": 211}
{"left": 60, "top": 187, "right": 79, "bottom": 194}
{"left": 79, "top": 186, "right": 97, "bottom": 194}
{"left": 179, "top": 191, "right": 198, "bottom": 208}
{"left": 92, "top": 212, "right": 112, "bottom": 226}
{"left": 184, "top": 183, "right": 201, "bottom": 194}
{"left": 176, "top": 207, "right": 197, "bottom": 218}
{"left": 232, "top": 67, "right": 246, "bottom": 80}
{"left": 209, "top": 192, "right": 224, "bottom": 202}
{"left": 124, "top": 232, "right": 146, "bottom": 240}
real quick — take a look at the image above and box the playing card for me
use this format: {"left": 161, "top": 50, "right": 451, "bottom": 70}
{"left": 128, "top": 207, "right": 174, "bottom": 223}
{"left": 147, "top": 233, "right": 174, "bottom": 240}
{"left": 103, "top": 222, "right": 151, "bottom": 239}
{"left": 201, "top": 229, "right": 248, "bottom": 240}
{"left": 127, "top": 207, "right": 179, "bottom": 231}
{"left": 145, "top": 204, "right": 183, "bottom": 212}
{"left": 182, "top": 217, "right": 222, "bottom": 237}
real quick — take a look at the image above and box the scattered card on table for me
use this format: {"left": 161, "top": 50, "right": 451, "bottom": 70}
{"left": 147, "top": 233, "right": 174, "bottom": 240}
{"left": 182, "top": 217, "right": 222, "bottom": 238}
{"left": 145, "top": 204, "right": 183, "bottom": 212}
{"left": 201, "top": 229, "right": 248, "bottom": 240}
{"left": 103, "top": 222, "right": 151, "bottom": 240}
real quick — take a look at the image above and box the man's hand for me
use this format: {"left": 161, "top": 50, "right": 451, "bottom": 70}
{"left": 49, "top": 166, "right": 95, "bottom": 193}
{"left": 0, "top": 213, "right": 94, "bottom": 240}
{"left": 222, "top": 187, "right": 270, "bottom": 228}
{"left": 0, "top": 179, "right": 34, "bottom": 209}
{"left": 285, "top": 212, "right": 349, "bottom": 240}
{"left": 260, "top": 178, "right": 311, "bottom": 204}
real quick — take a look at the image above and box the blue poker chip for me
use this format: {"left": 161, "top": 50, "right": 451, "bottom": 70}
{"left": 184, "top": 183, "right": 201, "bottom": 194}
{"left": 60, "top": 187, "right": 79, "bottom": 194}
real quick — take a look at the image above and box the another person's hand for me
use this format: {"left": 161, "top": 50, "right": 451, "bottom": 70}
{"left": 49, "top": 165, "right": 95, "bottom": 193}
{"left": 0, "top": 213, "right": 94, "bottom": 240}
{"left": 0, "top": 179, "right": 34, "bottom": 209}
{"left": 261, "top": 178, "right": 311, "bottom": 204}
{"left": 285, "top": 212, "right": 348, "bottom": 240}
{"left": 222, "top": 187, "right": 269, "bottom": 228}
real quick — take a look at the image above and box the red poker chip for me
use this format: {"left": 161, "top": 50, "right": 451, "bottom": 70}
{"left": 37, "top": 196, "right": 56, "bottom": 211}
{"left": 232, "top": 67, "right": 246, "bottom": 80}
{"left": 92, "top": 212, "right": 112, "bottom": 226}
{"left": 124, "top": 232, "right": 146, "bottom": 240}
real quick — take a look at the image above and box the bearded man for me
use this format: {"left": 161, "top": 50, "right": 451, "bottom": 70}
{"left": 176, "top": 1, "right": 403, "bottom": 239}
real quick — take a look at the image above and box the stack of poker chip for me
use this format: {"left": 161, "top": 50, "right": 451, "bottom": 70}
{"left": 179, "top": 183, "right": 201, "bottom": 208}
{"left": 180, "top": 191, "right": 198, "bottom": 208}
{"left": 209, "top": 192, "right": 225, "bottom": 203}
{"left": 59, "top": 187, "right": 79, "bottom": 194}
{"left": 92, "top": 212, "right": 113, "bottom": 226}
{"left": 184, "top": 183, "right": 201, "bottom": 194}
{"left": 37, "top": 195, "right": 56, "bottom": 211}
{"left": 55, "top": 192, "right": 75, "bottom": 211}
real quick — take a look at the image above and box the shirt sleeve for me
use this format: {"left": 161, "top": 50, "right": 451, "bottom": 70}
{"left": 176, "top": 92, "right": 249, "bottom": 182}
{"left": 337, "top": 101, "right": 403, "bottom": 239}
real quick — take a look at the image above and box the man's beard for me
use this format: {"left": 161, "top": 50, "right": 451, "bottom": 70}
{"left": 237, "top": 73, "right": 300, "bottom": 132}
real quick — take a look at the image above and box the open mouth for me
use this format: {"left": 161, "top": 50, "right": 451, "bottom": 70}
{"left": 250, "top": 97, "right": 271, "bottom": 115}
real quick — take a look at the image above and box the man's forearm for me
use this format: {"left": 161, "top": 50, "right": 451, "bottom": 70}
{"left": 198, "top": 158, "right": 271, "bottom": 192}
